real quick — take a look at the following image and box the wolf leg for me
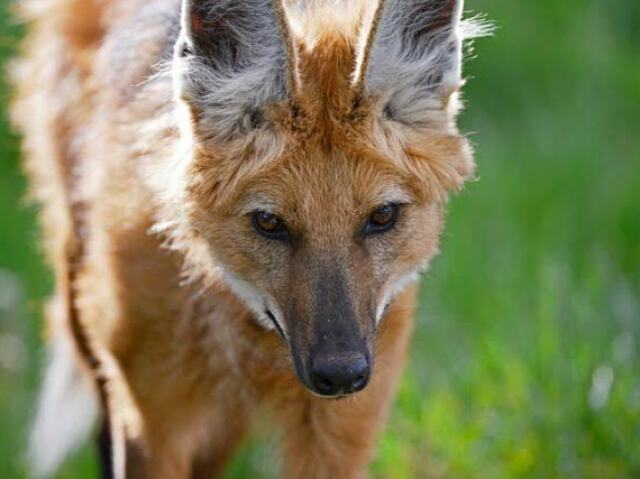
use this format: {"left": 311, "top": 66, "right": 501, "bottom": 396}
{"left": 190, "top": 418, "right": 248, "bottom": 479}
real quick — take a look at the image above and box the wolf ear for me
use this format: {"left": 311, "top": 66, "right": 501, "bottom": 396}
{"left": 175, "top": 0, "right": 298, "bottom": 142}
{"left": 355, "top": 0, "right": 489, "bottom": 124}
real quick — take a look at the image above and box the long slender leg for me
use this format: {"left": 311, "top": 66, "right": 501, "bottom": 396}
{"left": 190, "top": 420, "right": 248, "bottom": 479}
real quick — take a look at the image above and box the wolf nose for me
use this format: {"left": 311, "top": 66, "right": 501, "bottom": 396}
{"left": 309, "top": 353, "right": 370, "bottom": 397}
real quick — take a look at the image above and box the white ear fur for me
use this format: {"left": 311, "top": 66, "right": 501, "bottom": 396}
{"left": 364, "top": 0, "right": 492, "bottom": 124}
{"left": 175, "top": 0, "right": 296, "bottom": 143}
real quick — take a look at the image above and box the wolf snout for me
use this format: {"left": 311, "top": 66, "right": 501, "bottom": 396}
{"left": 308, "top": 351, "right": 370, "bottom": 397}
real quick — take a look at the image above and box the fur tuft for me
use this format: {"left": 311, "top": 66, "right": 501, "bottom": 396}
{"left": 367, "top": 0, "right": 493, "bottom": 126}
{"left": 176, "top": 0, "right": 292, "bottom": 143}
{"left": 29, "top": 332, "right": 99, "bottom": 478}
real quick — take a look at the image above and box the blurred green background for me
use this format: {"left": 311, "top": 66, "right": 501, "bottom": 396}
{"left": 1, "top": 0, "right": 639, "bottom": 477}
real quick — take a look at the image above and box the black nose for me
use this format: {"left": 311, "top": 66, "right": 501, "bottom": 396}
{"left": 309, "top": 352, "right": 370, "bottom": 397}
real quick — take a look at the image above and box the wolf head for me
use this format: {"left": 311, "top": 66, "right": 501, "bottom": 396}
{"left": 167, "top": 0, "right": 489, "bottom": 397}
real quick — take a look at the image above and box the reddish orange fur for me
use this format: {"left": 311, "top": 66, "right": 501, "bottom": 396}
{"left": 13, "top": 0, "right": 475, "bottom": 477}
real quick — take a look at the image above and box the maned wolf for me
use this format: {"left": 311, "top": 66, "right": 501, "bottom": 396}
{"left": 12, "top": 0, "right": 489, "bottom": 477}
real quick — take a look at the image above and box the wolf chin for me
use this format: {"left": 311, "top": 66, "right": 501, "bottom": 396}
{"left": 11, "top": 0, "right": 490, "bottom": 477}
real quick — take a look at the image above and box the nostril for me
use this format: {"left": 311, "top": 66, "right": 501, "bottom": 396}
{"left": 311, "top": 372, "right": 335, "bottom": 396}
{"left": 318, "top": 377, "right": 333, "bottom": 394}
{"left": 309, "top": 354, "right": 371, "bottom": 396}
{"left": 348, "top": 356, "right": 370, "bottom": 393}
{"left": 352, "top": 374, "right": 367, "bottom": 391}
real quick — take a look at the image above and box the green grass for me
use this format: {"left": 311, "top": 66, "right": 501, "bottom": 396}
{"left": 1, "top": 0, "right": 639, "bottom": 477}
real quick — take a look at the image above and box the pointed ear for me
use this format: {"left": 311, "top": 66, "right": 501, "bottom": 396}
{"left": 359, "top": 0, "right": 491, "bottom": 124}
{"left": 175, "top": 0, "right": 298, "bottom": 142}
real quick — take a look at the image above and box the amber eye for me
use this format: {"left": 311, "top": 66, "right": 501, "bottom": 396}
{"left": 252, "top": 211, "right": 290, "bottom": 241}
{"left": 364, "top": 203, "right": 400, "bottom": 236}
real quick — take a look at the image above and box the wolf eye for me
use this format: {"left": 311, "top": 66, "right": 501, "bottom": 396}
{"left": 252, "top": 211, "right": 289, "bottom": 241}
{"left": 364, "top": 204, "right": 400, "bottom": 236}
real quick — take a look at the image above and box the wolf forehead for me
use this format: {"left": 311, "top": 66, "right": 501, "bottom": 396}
{"left": 173, "top": 0, "right": 491, "bottom": 145}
